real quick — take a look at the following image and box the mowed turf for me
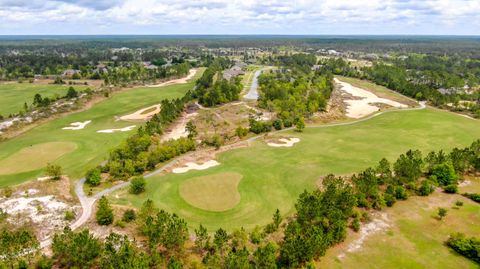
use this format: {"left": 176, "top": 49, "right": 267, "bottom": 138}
{"left": 179, "top": 172, "right": 242, "bottom": 212}
{"left": 0, "top": 83, "right": 88, "bottom": 116}
{"left": 0, "top": 70, "right": 203, "bottom": 187}
{"left": 318, "top": 180, "right": 480, "bottom": 268}
{"left": 0, "top": 142, "right": 77, "bottom": 174}
{"left": 111, "top": 108, "right": 480, "bottom": 231}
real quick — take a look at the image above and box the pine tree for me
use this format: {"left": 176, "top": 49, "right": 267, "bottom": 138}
{"left": 96, "top": 196, "right": 113, "bottom": 225}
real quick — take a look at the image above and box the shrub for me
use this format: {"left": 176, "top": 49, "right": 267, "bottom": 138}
{"left": 351, "top": 218, "right": 360, "bottom": 232}
{"left": 64, "top": 210, "right": 75, "bottom": 221}
{"left": 463, "top": 193, "right": 480, "bottom": 203}
{"left": 455, "top": 200, "right": 463, "bottom": 207}
{"left": 437, "top": 207, "right": 448, "bottom": 220}
{"left": 443, "top": 184, "right": 458, "bottom": 194}
{"left": 395, "top": 186, "right": 408, "bottom": 200}
{"left": 446, "top": 233, "right": 480, "bottom": 263}
{"left": 384, "top": 193, "right": 396, "bottom": 207}
{"left": 272, "top": 119, "right": 283, "bottom": 130}
{"left": 431, "top": 163, "right": 457, "bottom": 186}
{"left": 85, "top": 168, "right": 101, "bottom": 186}
{"left": 235, "top": 126, "right": 249, "bottom": 138}
{"left": 129, "top": 176, "right": 146, "bottom": 194}
{"left": 45, "top": 163, "right": 62, "bottom": 180}
{"left": 418, "top": 180, "right": 436, "bottom": 196}
{"left": 122, "top": 209, "right": 136, "bottom": 223}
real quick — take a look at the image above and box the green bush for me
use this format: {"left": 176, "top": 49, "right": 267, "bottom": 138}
{"left": 85, "top": 167, "right": 101, "bottom": 186}
{"left": 64, "top": 210, "right": 75, "bottom": 221}
{"left": 96, "top": 196, "right": 113, "bottom": 225}
{"left": 129, "top": 176, "right": 146, "bottom": 194}
{"left": 446, "top": 233, "right": 480, "bottom": 263}
{"left": 443, "top": 184, "right": 458, "bottom": 194}
{"left": 122, "top": 209, "right": 136, "bottom": 223}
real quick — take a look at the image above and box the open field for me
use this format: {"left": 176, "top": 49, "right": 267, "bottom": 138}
{"left": 111, "top": 107, "right": 480, "bottom": 231}
{"left": 0, "top": 83, "right": 89, "bottom": 116}
{"left": 0, "top": 69, "right": 203, "bottom": 187}
{"left": 318, "top": 179, "right": 480, "bottom": 268}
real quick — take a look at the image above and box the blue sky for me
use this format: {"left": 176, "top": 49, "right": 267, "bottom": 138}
{"left": 0, "top": 0, "right": 479, "bottom": 35}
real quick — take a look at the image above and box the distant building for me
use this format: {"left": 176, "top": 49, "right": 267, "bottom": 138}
{"left": 62, "top": 69, "right": 81, "bottom": 77}
{"left": 222, "top": 62, "right": 246, "bottom": 80}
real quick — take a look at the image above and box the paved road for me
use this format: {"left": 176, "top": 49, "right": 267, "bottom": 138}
{"left": 40, "top": 100, "right": 428, "bottom": 249}
{"left": 243, "top": 69, "right": 262, "bottom": 100}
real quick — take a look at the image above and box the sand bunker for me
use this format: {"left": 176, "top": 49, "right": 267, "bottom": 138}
{"left": 267, "top": 137, "right": 300, "bottom": 148}
{"left": 97, "top": 125, "right": 136, "bottom": 133}
{"left": 173, "top": 160, "right": 220, "bottom": 174}
{"left": 120, "top": 104, "right": 160, "bottom": 121}
{"left": 146, "top": 68, "right": 197, "bottom": 87}
{"left": 161, "top": 113, "right": 198, "bottom": 142}
{"left": 62, "top": 120, "right": 91, "bottom": 130}
{"left": 334, "top": 78, "right": 408, "bottom": 118}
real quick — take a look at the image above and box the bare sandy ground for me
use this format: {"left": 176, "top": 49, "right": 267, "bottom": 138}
{"left": 62, "top": 120, "right": 91, "bottom": 130}
{"left": 97, "top": 125, "right": 136, "bottom": 133}
{"left": 146, "top": 68, "right": 197, "bottom": 88}
{"left": 334, "top": 78, "right": 408, "bottom": 118}
{"left": 267, "top": 137, "right": 301, "bottom": 147}
{"left": 119, "top": 104, "right": 160, "bottom": 121}
{"left": 172, "top": 160, "right": 220, "bottom": 174}
{"left": 161, "top": 112, "right": 198, "bottom": 142}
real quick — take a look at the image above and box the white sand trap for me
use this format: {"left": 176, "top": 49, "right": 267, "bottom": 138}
{"left": 459, "top": 180, "right": 471, "bottom": 187}
{"left": 0, "top": 195, "right": 69, "bottom": 225}
{"left": 161, "top": 113, "right": 198, "bottom": 142}
{"left": 62, "top": 120, "right": 91, "bottom": 130}
{"left": 267, "top": 138, "right": 300, "bottom": 148}
{"left": 37, "top": 176, "right": 53, "bottom": 181}
{"left": 173, "top": 160, "right": 220, "bottom": 174}
{"left": 120, "top": 104, "right": 161, "bottom": 121}
{"left": 146, "top": 68, "right": 197, "bottom": 87}
{"left": 97, "top": 125, "right": 136, "bottom": 133}
{"left": 334, "top": 78, "right": 408, "bottom": 118}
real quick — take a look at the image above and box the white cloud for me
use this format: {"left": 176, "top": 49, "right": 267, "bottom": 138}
{"left": 0, "top": 0, "right": 478, "bottom": 34}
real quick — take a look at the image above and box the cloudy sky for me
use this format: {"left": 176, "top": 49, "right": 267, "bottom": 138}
{"left": 0, "top": 0, "right": 479, "bottom": 35}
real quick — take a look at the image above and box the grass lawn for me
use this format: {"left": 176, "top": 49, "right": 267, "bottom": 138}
{"left": 111, "top": 107, "right": 480, "bottom": 231}
{"left": 318, "top": 180, "right": 480, "bottom": 268}
{"left": 0, "top": 83, "right": 89, "bottom": 116}
{"left": 0, "top": 70, "right": 203, "bottom": 187}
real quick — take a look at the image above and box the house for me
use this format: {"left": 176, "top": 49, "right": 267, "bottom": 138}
{"left": 222, "top": 62, "right": 246, "bottom": 80}
{"left": 62, "top": 69, "right": 81, "bottom": 77}
{"left": 94, "top": 64, "right": 108, "bottom": 73}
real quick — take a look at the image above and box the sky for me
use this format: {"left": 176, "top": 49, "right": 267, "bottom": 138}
{"left": 0, "top": 0, "right": 479, "bottom": 35}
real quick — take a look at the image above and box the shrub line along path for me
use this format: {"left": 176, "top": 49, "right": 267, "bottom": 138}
{"left": 39, "top": 97, "right": 430, "bottom": 249}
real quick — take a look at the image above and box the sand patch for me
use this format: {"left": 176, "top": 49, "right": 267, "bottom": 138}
{"left": 37, "top": 176, "right": 53, "bottom": 181}
{"left": 267, "top": 137, "right": 300, "bottom": 148}
{"left": 458, "top": 180, "right": 471, "bottom": 187}
{"left": 62, "top": 120, "right": 91, "bottom": 130}
{"left": 334, "top": 78, "right": 408, "bottom": 118}
{"left": 146, "top": 68, "right": 197, "bottom": 87}
{"left": 173, "top": 160, "right": 220, "bottom": 174}
{"left": 120, "top": 104, "right": 160, "bottom": 121}
{"left": 0, "top": 142, "right": 77, "bottom": 175}
{"left": 97, "top": 125, "right": 136, "bottom": 133}
{"left": 179, "top": 172, "right": 242, "bottom": 211}
{"left": 346, "top": 214, "right": 390, "bottom": 254}
{"left": 161, "top": 112, "right": 198, "bottom": 142}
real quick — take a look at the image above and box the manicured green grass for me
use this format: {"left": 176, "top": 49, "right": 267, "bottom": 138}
{"left": 318, "top": 180, "right": 480, "bottom": 268}
{"left": 0, "top": 70, "right": 203, "bottom": 187}
{"left": 179, "top": 172, "right": 242, "bottom": 212}
{"left": 111, "top": 108, "right": 480, "bottom": 231}
{"left": 0, "top": 83, "right": 88, "bottom": 116}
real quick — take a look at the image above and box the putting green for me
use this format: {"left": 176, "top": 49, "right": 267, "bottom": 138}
{"left": 111, "top": 108, "right": 480, "bottom": 231}
{"left": 0, "top": 142, "right": 77, "bottom": 175}
{"left": 179, "top": 172, "right": 242, "bottom": 212}
{"left": 0, "top": 69, "right": 204, "bottom": 187}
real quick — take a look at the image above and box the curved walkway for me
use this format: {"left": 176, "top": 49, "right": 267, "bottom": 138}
{"left": 41, "top": 101, "right": 429, "bottom": 249}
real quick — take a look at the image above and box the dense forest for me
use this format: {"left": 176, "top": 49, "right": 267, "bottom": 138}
{"left": 257, "top": 54, "right": 334, "bottom": 125}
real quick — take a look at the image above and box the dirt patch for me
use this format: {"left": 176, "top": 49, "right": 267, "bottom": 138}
{"left": 119, "top": 104, "right": 160, "bottom": 121}
{"left": 62, "top": 120, "right": 91, "bottom": 130}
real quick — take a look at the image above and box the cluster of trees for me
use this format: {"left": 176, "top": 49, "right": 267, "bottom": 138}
{"left": 192, "top": 58, "right": 243, "bottom": 106}
{"left": 257, "top": 55, "right": 334, "bottom": 124}
{"left": 88, "top": 96, "right": 196, "bottom": 183}
{"left": 103, "top": 62, "right": 191, "bottom": 86}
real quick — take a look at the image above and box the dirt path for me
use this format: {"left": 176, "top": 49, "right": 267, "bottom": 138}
{"left": 40, "top": 98, "right": 428, "bottom": 249}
